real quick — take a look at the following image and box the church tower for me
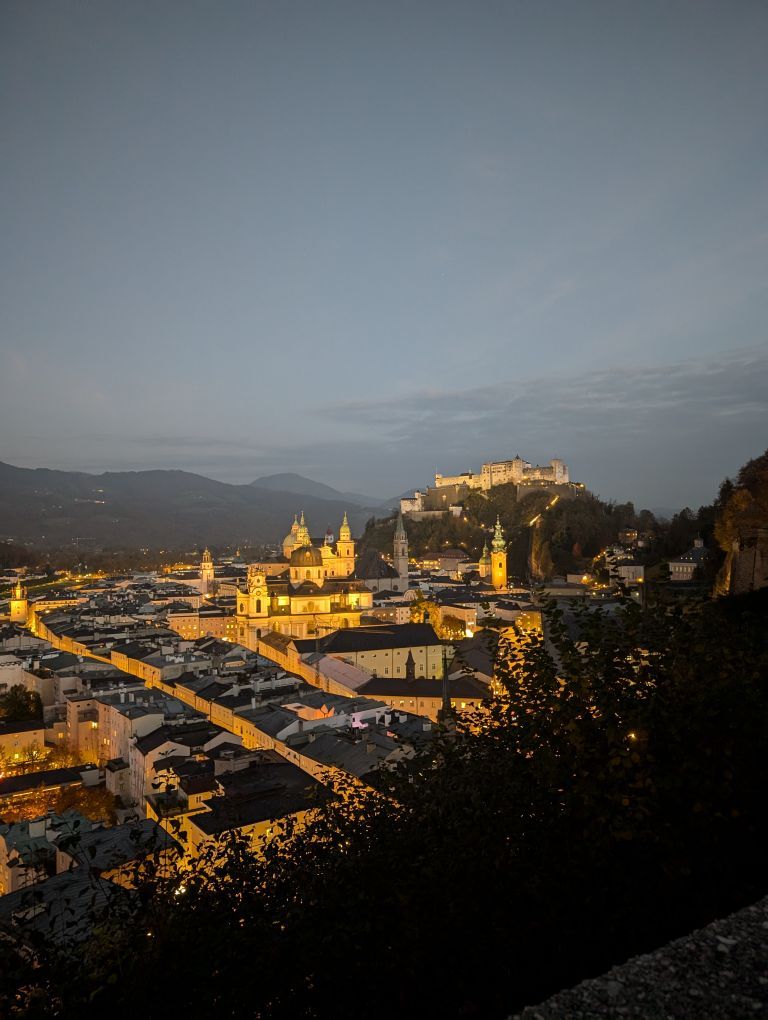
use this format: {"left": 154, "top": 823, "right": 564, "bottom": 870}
{"left": 336, "top": 512, "right": 355, "bottom": 577}
{"left": 294, "top": 511, "right": 311, "bottom": 549}
{"left": 478, "top": 542, "right": 491, "bottom": 580}
{"left": 200, "top": 548, "right": 214, "bottom": 595}
{"left": 243, "top": 564, "right": 269, "bottom": 619}
{"left": 393, "top": 512, "right": 409, "bottom": 590}
{"left": 10, "top": 580, "right": 28, "bottom": 625}
{"left": 282, "top": 515, "right": 300, "bottom": 559}
{"left": 491, "top": 517, "right": 508, "bottom": 590}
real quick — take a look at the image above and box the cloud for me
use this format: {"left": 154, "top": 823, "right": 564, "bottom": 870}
{"left": 312, "top": 345, "right": 768, "bottom": 505}
{"left": 3, "top": 346, "right": 765, "bottom": 508}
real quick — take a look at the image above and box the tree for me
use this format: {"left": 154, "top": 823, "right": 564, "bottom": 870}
{"left": 0, "top": 685, "right": 43, "bottom": 723}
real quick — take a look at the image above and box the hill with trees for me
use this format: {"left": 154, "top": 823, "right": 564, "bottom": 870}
{"left": 0, "top": 461, "right": 372, "bottom": 551}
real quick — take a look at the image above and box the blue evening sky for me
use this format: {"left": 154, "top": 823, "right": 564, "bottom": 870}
{"left": 1, "top": 0, "right": 767, "bottom": 508}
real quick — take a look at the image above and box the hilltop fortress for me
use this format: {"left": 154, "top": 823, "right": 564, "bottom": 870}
{"left": 435, "top": 456, "right": 569, "bottom": 491}
{"left": 402, "top": 456, "right": 583, "bottom": 518}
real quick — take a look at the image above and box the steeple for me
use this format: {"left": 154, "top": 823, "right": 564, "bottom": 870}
{"left": 394, "top": 511, "right": 406, "bottom": 540}
{"left": 339, "top": 511, "right": 351, "bottom": 542}
{"left": 393, "top": 511, "right": 409, "bottom": 589}
{"left": 437, "top": 646, "right": 455, "bottom": 728}
{"left": 335, "top": 511, "right": 355, "bottom": 578}
{"left": 490, "top": 516, "right": 508, "bottom": 590}
{"left": 282, "top": 515, "right": 300, "bottom": 559}
{"left": 491, "top": 516, "right": 505, "bottom": 553}
{"left": 478, "top": 541, "right": 491, "bottom": 579}
{"left": 10, "top": 579, "right": 28, "bottom": 625}
{"left": 295, "top": 511, "right": 311, "bottom": 549}
{"left": 200, "top": 547, "right": 215, "bottom": 594}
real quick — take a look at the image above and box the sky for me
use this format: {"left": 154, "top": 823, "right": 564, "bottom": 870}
{"left": 1, "top": 0, "right": 767, "bottom": 511}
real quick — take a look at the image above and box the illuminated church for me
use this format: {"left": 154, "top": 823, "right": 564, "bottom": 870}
{"left": 234, "top": 511, "right": 375, "bottom": 640}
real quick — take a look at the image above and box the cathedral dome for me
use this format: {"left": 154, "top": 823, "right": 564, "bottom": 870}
{"left": 290, "top": 545, "right": 324, "bottom": 568}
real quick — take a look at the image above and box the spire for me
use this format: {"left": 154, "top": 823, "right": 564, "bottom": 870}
{"left": 491, "top": 516, "right": 505, "bottom": 553}
{"left": 405, "top": 649, "right": 416, "bottom": 681}
{"left": 295, "top": 511, "right": 311, "bottom": 549}
{"left": 339, "top": 511, "right": 351, "bottom": 542}
{"left": 438, "top": 646, "right": 454, "bottom": 726}
{"left": 394, "top": 511, "right": 406, "bottom": 540}
{"left": 479, "top": 541, "right": 490, "bottom": 563}
{"left": 290, "top": 514, "right": 299, "bottom": 535}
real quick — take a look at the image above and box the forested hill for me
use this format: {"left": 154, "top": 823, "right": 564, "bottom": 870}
{"left": 0, "top": 461, "right": 371, "bottom": 550}
{"left": 362, "top": 482, "right": 720, "bottom": 580}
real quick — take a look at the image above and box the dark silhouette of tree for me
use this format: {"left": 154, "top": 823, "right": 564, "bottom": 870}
{"left": 0, "top": 685, "right": 43, "bottom": 723}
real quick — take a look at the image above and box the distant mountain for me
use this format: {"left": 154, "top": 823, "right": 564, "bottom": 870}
{"left": 0, "top": 461, "right": 372, "bottom": 549}
{"left": 251, "top": 472, "right": 384, "bottom": 508}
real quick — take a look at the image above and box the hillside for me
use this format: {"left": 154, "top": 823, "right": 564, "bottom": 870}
{"left": 0, "top": 461, "right": 370, "bottom": 549}
{"left": 363, "top": 483, "right": 660, "bottom": 579}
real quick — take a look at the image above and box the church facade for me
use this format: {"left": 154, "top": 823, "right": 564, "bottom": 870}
{"left": 189, "top": 511, "right": 412, "bottom": 643}
{"left": 234, "top": 511, "right": 374, "bottom": 641}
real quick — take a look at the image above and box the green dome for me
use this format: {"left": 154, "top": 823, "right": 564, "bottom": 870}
{"left": 290, "top": 545, "right": 324, "bottom": 568}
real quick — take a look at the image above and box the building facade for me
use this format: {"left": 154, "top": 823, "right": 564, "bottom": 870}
{"left": 234, "top": 513, "right": 374, "bottom": 641}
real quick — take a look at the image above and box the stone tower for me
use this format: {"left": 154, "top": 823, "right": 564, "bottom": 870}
{"left": 200, "top": 548, "right": 214, "bottom": 595}
{"left": 491, "top": 516, "right": 508, "bottom": 590}
{"left": 10, "top": 580, "right": 28, "bottom": 625}
{"left": 393, "top": 512, "right": 409, "bottom": 590}
{"left": 336, "top": 512, "right": 355, "bottom": 577}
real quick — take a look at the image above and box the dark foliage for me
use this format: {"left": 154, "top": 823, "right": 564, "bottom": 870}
{"left": 0, "top": 685, "right": 43, "bottom": 723}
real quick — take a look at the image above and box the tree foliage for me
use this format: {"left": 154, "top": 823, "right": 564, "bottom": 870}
{"left": 0, "top": 685, "right": 43, "bottom": 723}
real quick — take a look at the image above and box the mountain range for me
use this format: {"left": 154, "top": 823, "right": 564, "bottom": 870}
{"left": 250, "top": 473, "right": 385, "bottom": 508}
{"left": 0, "top": 461, "right": 400, "bottom": 550}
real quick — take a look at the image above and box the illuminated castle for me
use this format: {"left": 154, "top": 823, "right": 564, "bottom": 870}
{"left": 435, "top": 455, "right": 569, "bottom": 492}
